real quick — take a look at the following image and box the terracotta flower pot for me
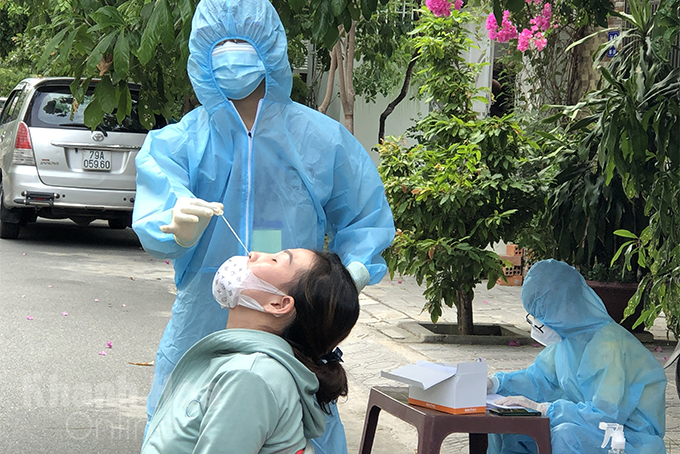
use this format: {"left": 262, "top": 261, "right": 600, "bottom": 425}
{"left": 586, "top": 281, "right": 643, "bottom": 333}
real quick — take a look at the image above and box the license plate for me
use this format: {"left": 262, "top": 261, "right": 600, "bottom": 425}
{"left": 82, "top": 150, "right": 112, "bottom": 171}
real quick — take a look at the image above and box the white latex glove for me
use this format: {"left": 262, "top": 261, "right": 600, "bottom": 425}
{"left": 160, "top": 198, "right": 224, "bottom": 247}
{"left": 487, "top": 376, "right": 499, "bottom": 394}
{"left": 494, "top": 396, "right": 550, "bottom": 416}
{"left": 346, "top": 262, "right": 370, "bottom": 292}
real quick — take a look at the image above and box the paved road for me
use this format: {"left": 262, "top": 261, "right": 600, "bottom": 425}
{"left": 0, "top": 219, "right": 174, "bottom": 453}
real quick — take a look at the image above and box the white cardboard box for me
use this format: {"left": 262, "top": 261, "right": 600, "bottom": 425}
{"left": 381, "top": 360, "right": 487, "bottom": 415}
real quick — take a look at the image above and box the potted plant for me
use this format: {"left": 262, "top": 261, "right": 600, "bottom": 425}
{"left": 519, "top": 127, "right": 648, "bottom": 333}
{"left": 559, "top": 0, "right": 680, "bottom": 338}
{"left": 377, "top": 7, "right": 547, "bottom": 335}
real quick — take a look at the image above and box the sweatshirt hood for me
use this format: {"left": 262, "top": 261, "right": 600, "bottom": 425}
{"left": 521, "top": 259, "right": 612, "bottom": 338}
{"left": 188, "top": 329, "right": 325, "bottom": 439}
{"left": 187, "top": 0, "right": 293, "bottom": 112}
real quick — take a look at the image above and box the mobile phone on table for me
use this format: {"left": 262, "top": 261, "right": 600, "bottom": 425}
{"left": 489, "top": 407, "right": 542, "bottom": 416}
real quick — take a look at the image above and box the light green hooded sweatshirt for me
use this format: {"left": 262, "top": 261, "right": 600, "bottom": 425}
{"left": 141, "top": 329, "right": 326, "bottom": 454}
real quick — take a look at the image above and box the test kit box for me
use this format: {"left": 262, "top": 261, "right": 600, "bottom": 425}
{"left": 381, "top": 360, "right": 487, "bottom": 415}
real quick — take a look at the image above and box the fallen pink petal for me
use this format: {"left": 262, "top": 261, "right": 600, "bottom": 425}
{"left": 532, "top": 343, "right": 542, "bottom": 348}
{"left": 122, "top": 304, "right": 127, "bottom": 307}
{"left": 655, "top": 346, "right": 663, "bottom": 352}
{"left": 48, "top": 285, "right": 54, "bottom": 288}
{"left": 664, "top": 357, "right": 669, "bottom": 361}
{"left": 23, "top": 252, "right": 27, "bottom": 256}
{"left": 94, "top": 298, "right": 99, "bottom": 302}
{"left": 106, "top": 341, "right": 113, "bottom": 348}
{"left": 98, "top": 351, "right": 107, "bottom": 356}
{"left": 61, "top": 312, "right": 68, "bottom": 316}
{"left": 26, "top": 316, "right": 33, "bottom": 320}
{"left": 508, "top": 340, "right": 521, "bottom": 347}
{"left": 165, "top": 260, "right": 170, "bottom": 264}
{"left": 21, "top": 295, "right": 25, "bottom": 298}
{"left": 483, "top": 300, "right": 489, "bottom": 304}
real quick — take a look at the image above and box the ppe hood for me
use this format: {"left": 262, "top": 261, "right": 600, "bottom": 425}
{"left": 521, "top": 259, "right": 612, "bottom": 338}
{"left": 188, "top": 0, "right": 293, "bottom": 111}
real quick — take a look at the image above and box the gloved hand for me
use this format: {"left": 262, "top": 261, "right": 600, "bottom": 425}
{"left": 346, "top": 261, "right": 370, "bottom": 292}
{"left": 494, "top": 395, "right": 550, "bottom": 416}
{"left": 160, "top": 198, "right": 224, "bottom": 247}
{"left": 487, "top": 376, "right": 499, "bottom": 394}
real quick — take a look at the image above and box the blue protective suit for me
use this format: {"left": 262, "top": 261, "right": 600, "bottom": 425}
{"left": 489, "top": 260, "right": 666, "bottom": 454}
{"left": 131, "top": 0, "right": 395, "bottom": 452}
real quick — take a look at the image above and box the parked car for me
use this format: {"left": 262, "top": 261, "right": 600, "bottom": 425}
{"left": 0, "top": 78, "right": 165, "bottom": 239}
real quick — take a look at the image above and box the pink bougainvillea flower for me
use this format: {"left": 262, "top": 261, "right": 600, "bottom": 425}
{"left": 26, "top": 315, "right": 34, "bottom": 320}
{"left": 397, "top": 280, "right": 403, "bottom": 284}
{"left": 165, "top": 260, "right": 170, "bottom": 265}
{"left": 426, "top": 0, "right": 452, "bottom": 16}
{"left": 23, "top": 252, "right": 27, "bottom": 256}
{"left": 496, "top": 11, "right": 518, "bottom": 43}
{"left": 533, "top": 32, "right": 548, "bottom": 51}
{"left": 532, "top": 343, "right": 543, "bottom": 348}
{"left": 517, "top": 28, "right": 533, "bottom": 52}
{"left": 61, "top": 312, "right": 68, "bottom": 316}
{"left": 453, "top": 0, "right": 464, "bottom": 10}
{"left": 655, "top": 346, "right": 663, "bottom": 352}
{"left": 483, "top": 300, "right": 489, "bottom": 304}
{"left": 508, "top": 340, "right": 521, "bottom": 347}
{"left": 486, "top": 13, "right": 499, "bottom": 40}
{"left": 106, "top": 341, "right": 113, "bottom": 349}
{"left": 664, "top": 356, "right": 669, "bottom": 361}
{"left": 94, "top": 298, "right": 99, "bottom": 302}
{"left": 98, "top": 351, "right": 107, "bottom": 356}
{"left": 48, "top": 285, "right": 54, "bottom": 288}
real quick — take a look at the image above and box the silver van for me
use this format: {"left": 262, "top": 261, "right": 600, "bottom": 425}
{"left": 0, "top": 78, "right": 164, "bottom": 239}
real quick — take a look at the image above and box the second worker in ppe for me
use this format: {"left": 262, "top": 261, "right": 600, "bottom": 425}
{"left": 487, "top": 259, "right": 666, "bottom": 454}
{"left": 132, "top": 0, "right": 395, "bottom": 453}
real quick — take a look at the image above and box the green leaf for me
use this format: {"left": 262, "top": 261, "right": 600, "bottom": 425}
{"left": 38, "top": 27, "right": 69, "bottom": 69}
{"left": 114, "top": 31, "right": 130, "bottom": 79}
{"left": 116, "top": 83, "right": 132, "bottom": 124}
{"left": 83, "top": 95, "right": 104, "bottom": 129}
{"left": 614, "top": 229, "right": 638, "bottom": 239}
{"left": 331, "top": 0, "right": 348, "bottom": 16}
{"left": 96, "top": 76, "right": 117, "bottom": 113}
{"left": 85, "top": 33, "right": 117, "bottom": 75}
{"left": 360, "top": 0, "right": 378, "bottom": 20}
{"left": 138, "top": 0, "right": 173, "bottom": 66}
{"left": 92, "top": 6, "right": 126, "bottom": 28}
{"left": 288, "top": 0, "right": 306, "bottom": 12}
{"left": 505, "top": 0, "right": 524, "bottom": 13}
{"left": 312, "top": 0, "right": 333, "bottom": 45}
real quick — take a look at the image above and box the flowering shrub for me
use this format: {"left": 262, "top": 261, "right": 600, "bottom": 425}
{"left": 486, "top": 0, "right": 556, "bottom": 53}
{"left": 425, "top": 0, "right": 463, "bottom": 17}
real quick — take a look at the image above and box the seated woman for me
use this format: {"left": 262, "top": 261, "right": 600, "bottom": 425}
{"left": 488, "top": 259, "right": 666, "bottom": 454}
{"left": 141, "top": 249, "right": 360, "bottom": 454}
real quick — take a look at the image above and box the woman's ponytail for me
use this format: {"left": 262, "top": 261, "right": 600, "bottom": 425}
{"left": 282, "top": 252, "right": 360, "bottom": 413}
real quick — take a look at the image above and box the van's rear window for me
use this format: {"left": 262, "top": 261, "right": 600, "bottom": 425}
{"left": 27, "top": 85, "right": 153, "bottom": 133}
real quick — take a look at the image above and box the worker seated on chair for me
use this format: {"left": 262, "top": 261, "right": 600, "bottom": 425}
{"left": 487, "top": 259, "right": 666, "bottom": 454}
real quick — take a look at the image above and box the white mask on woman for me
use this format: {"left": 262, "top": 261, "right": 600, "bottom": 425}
{"left": 212, "top": 255, "right": 286, "bottom": 314}
{"left": 526, "top": 314, "right": 562, "bottom": 346}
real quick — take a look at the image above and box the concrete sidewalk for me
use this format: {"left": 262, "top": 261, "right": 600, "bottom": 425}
{"left": 338, "top": 275, "right": 679, "bottom": 453}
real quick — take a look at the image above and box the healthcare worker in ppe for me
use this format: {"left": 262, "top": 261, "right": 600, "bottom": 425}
{"left": 131, "top": 0, "right": 395, "bottom": 452}
{"left": 487, "top": 259, "right": 666, "bottom": 454}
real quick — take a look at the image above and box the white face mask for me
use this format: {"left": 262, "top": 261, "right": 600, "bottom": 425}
{"left": 212, "top": 255, "right": 286, "bottom": 315}
{"left": 526, "top": 314, "right": 562, "bottom": 346}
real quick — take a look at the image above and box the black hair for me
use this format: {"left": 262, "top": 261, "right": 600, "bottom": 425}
{"left": 281, "top": 251, "right": 360, "bottom": 413}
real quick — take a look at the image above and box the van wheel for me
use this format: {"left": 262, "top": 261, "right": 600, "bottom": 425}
{"left": 108, "top": 219, "right": 128, "bottom": 230}
{"left": 0, "top": 188, "right": 20, "bottom": 239}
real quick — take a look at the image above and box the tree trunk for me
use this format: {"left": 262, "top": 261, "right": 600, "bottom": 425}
{"left": 378, "top": 49, "right": 419, "bottom": 144}
{"left": 456, "top": 288, "right": 475, "bottom": 335}
{"left": 336, "top": 22, "right": 356, "bottom": 134}
{"left": 318, "top": 42, "right": 339, "bottom": 114}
